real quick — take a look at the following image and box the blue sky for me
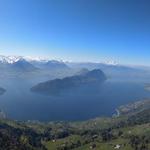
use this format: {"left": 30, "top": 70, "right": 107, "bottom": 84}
{"left": 0, "top": 0, "right": 150, "bottom": 65}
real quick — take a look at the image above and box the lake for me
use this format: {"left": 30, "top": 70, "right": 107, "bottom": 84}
{"left": 0, "top": 77, "right": 150, "bottom": 121}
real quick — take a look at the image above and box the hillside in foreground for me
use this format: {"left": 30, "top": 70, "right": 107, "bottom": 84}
{"left": 0, "top": 99, "right": 149, "bottom": 150}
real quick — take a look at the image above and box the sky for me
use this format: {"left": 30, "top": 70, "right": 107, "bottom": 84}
{"left": 0, "top": 0, "right": 150, "bottom": 65}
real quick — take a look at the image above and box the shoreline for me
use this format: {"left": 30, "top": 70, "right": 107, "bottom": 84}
{"left": 112, "top": 109, "right": 120, "bottom": 117}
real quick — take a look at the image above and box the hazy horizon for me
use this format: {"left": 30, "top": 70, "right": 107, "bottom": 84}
{"left": 0, "top": 54, "right": 149, "bottom": 67}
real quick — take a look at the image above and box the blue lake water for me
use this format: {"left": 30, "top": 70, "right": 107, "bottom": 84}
{"left": 0, "top": 78, "right": 150, "bottom": 121}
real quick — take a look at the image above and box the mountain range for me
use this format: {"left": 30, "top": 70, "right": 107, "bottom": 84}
{"left": 0, "top": 55, "right": 70, "bottom": 78}
{"left": 0, "top": 55, "right": 117, "bottom": 65}
{"left": 0, "top": 55, "right": 68, "bottom": 69}
{"left": 0, "top": 55, "right": 150, "bottom": 81}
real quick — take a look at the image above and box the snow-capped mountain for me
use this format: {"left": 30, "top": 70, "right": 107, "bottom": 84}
{"left": 0, "top": 55, "right": 68, "bottom": 66}
{"left": 0, "top": 55, "right": 23, "bottom": 64}
{"left": 0, "top": 55, "right": 118, "bottom": 66}
{"left": 0, "top": 55, "right": 49, "bottom": 64}
{"left": 0, "top": 55, "right": 70, "bottom": 72}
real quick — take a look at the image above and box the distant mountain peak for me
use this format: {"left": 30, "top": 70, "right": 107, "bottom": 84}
{"left": 43, "top": 60, "right": 69, "bottom": 70}
{"left": 0, "top": 55, "right": 22, "bottom": 64}
{"left": 12, "top": 58, "right": 38, "bottom": 71}
{"left": 0, "top": 55, "right": 66, "bottom": 64}
{"left": 0, "top": 55, "right": 118, "bottom": 66}
{"left": 101, "top": 60, "right": 118, "bottom": 66}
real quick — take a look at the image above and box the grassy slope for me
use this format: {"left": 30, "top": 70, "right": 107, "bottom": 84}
{"left": 45, "top": 123, "right": 150, "bottom": 150}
